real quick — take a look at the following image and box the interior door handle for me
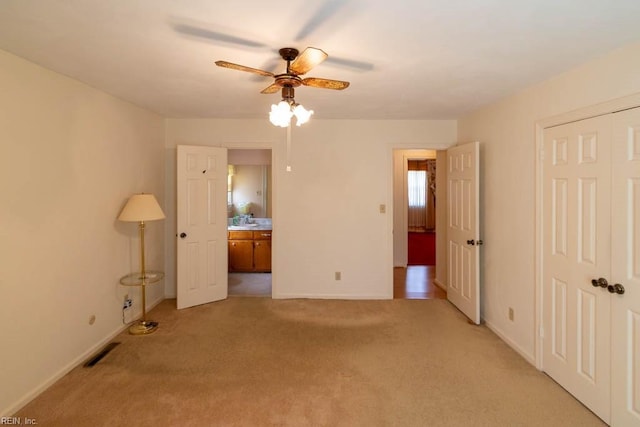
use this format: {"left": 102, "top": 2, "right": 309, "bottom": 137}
{"left": 467, "top": 239, "right": 476, "bottom": 245}
{"left": 591, "top": 278, "right": 608, "bottom": 288}
{"left": 607, "top": 283, "right": 625, "bottom": 295}
{"left": 179, "top": 232, "right": 187, "bottom": 239}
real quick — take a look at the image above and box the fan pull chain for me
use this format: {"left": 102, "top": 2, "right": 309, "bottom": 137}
{"left": 286, "top": 124, "right": 292, "bottom": 172}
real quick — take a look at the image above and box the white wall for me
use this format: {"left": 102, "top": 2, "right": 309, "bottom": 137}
{"left": 165, "top": 119, "right": 456, "bottom": 299}
{"left": 457, "top": 41, "right": 640, "bottom": 362}
{"left": 0, "top": 50, "right": 165, "bottom": 415}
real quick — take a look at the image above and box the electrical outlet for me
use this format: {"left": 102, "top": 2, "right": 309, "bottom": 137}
{"left": 122, "top": 295, "right": 134, "bottom": 324}
{"left": 508, "top": 307, "right": 514, "bottom": 321}
{"left": 123, "top": 295, "right": 133, "bottom": 310}
{"left": 335, "top": 271, "right": 341, "bottom": 281}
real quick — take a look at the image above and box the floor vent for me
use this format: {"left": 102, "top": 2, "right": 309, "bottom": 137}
{"left": 83, "top": 342, "right": 121, "bottom": 368}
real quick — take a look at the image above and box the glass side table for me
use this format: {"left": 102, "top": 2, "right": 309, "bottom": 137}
{"left": 119, "top": 270, "right": 164, "bottom": 335}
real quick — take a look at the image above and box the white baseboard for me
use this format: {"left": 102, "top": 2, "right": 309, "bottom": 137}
{"left": 433, "top": 278, "right": 447, "bottom": 291}
{"left": 483, "top": 318, "right": 536, "bottom": 366}
{"left": 3, "top": 296, "right": 165, "bottom": 416}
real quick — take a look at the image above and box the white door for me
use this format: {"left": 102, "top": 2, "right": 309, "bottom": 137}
{"left": 176, "top": 145, "right": 228, "bottom": 309}
{"left": 611, "top": 108, "right": 640, "bottom": 426}
{"left": 542, "top": 116, "right": 612, "bottom": 422}
{"left": 446, "top": 141, "right": 481, "bottom": 324}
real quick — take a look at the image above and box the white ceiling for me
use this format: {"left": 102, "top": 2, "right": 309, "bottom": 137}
{"left": 1, "top": 0, "right": 639, "bottom": 120}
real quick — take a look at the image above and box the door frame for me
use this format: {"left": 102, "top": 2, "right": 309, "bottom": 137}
{"left": 534, "top": 91, "right": 640, "bottom": 369}
{"left": 389, "top": 142, "right": 454, "bottom": 297}
{"left": 394, "top": 150, "right": 437, "bottom": 267}
{"left": 224, "top": 143, "right": 276, "bottom": 296}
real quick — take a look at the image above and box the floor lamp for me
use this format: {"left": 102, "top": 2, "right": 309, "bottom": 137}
{"left": 118, "top": 193, "right": 165, "bottom": 335}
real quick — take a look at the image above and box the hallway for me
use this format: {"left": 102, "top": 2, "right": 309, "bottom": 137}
{"left": 393, "top": 265, "right": 446, "bottom": 299}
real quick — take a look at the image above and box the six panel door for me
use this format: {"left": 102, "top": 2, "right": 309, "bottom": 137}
{"left": 543, "top": 108, "right": 640, "bottom": 425}
{"left": 542, "top": 115, "right": 612, "bottom": 422}
{"left": 610, "top": 108, "right": 640, "bottom": 426}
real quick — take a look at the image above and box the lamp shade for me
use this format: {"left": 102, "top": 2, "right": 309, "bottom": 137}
{"left": 118, "top": 194, "right": 165, "bottom": 222}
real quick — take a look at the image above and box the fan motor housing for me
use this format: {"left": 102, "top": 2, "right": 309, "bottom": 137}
{"left": 279, "top": 47, "right": 299, "bottom": 62}
{"left": 274, "top": 74, "right": 302, "bottom": 88}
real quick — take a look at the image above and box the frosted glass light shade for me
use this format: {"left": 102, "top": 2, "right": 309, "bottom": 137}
{"left": 269, "top": 101, "right": 293, "bottom": 127}
{"left": 292, "top": 104, "right": 313, "bottom": 126}
{"left": 118, "top": 194, "right": 165, "bottom": 222}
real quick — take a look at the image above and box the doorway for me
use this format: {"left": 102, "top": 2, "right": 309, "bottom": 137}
{"left": 227, "top": 149, "right": 273, "bottom": 297}
{"left": 407, "top": 158, "right": 436, "bottom": 264}
{"left": 393, "top": 149, "right": 444, "bottom": 299}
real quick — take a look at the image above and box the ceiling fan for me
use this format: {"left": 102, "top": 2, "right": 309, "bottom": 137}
{"left": 215, "top": 47, "right": 350, "bottom": 96}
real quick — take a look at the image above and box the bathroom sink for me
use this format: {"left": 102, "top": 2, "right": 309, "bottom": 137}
{"left": 228, "top": 224, "right": 258, "bottom": 230}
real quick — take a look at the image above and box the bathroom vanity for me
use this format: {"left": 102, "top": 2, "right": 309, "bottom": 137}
{"left": 228, "top": 220, "right": 272, "bottom": 272}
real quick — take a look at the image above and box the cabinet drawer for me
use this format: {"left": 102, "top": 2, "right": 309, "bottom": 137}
{"left": 228, "top": 230, "right": 253, "bottom": 240}
{"left": 253, "top": 230, "right": 272, "bottom": 240}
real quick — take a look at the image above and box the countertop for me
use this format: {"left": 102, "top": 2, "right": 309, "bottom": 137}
{"left": 228, "top": 225, "right": 272, "bottom": 231}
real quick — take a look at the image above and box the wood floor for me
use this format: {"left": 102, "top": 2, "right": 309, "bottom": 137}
{"left": 393, "top": 265, "right": 446, "bottom": 299}
{"left": 228, "top": 267, "right": 446, "bottom": 300}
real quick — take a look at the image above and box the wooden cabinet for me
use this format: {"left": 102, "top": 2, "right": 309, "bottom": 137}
{"left": 228, "top": 230, "right": 272, "bottom": 272}
{"left": 252, "top": 231, "right": 272, "bottom": 272}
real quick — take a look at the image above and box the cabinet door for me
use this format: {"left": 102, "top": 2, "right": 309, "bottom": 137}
{"left": 228, "top": 240, "right": 253, "bottom": 272}
{"left": 253, "top": 239, "right": 272, "bottom": 272}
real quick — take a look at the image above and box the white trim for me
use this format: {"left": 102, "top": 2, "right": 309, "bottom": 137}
{"left": 534, "top": 90, "right": 640, "bottom": 371}
{"left": 484, "top": 318, "right": 536, "bottom": 366}
{"left": 433, "top": 278, "right": 447, "bottom": 291}
{"left": 388, "top": 140, "right": 456, "bottom": 296}
{"left": 3, "top": 297, "right": 165, "bottom": 416}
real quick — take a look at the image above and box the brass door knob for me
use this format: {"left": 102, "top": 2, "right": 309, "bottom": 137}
{"left": 591, "top": 278, "right": 608, "bottom": 288}
{"left": 607, "top": 283, "right": 625, "bottom": 295}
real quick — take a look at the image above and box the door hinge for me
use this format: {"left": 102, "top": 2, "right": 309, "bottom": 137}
{"left": 539, "top": 149, "right": 545, "bottom": 161}
{"left": 538, "top": 325, "right": 544, "bottom": 338}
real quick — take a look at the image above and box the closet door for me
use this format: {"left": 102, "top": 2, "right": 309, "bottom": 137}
{"left": 611, "top": 108, "right": 640, "bottom": 426}
{"left": 542, "top": 115, "right": 612, "bottom": 423}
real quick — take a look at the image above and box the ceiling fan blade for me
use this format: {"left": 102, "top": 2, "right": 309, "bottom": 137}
{"left": 289, "top": 47, "right": 328, "bottom": 75}
{"left": 215, "top": 61, "right": 274, "bottom": 77}
{"left": 294, "top": 0, "right": 349, "bottom": 41}
{"left": 174, "top": 24, "right": 268, "bottom": 48}
{"left": 325, "top": 55, "right": 374, "bottom": 72}
{"left": 302, "top": 77, "right": 350, "bottom": 90}
{"left": 260, "top": 83, "right": 281, "bottom": 94}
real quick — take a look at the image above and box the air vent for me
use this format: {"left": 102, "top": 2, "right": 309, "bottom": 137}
{"left": 83, "top": 342, "right": 120, "bottom": 368}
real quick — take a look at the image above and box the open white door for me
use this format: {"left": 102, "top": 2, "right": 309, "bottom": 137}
{"left": 611, "top": 108, "right": 640, "bottom": 426}
{"left": 447, "top": 141, "right": 481, "bottom": 324}
{"left": 177, "top": 145, "right": 228, "bottom": 309}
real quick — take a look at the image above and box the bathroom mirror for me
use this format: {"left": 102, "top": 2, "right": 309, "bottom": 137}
{"left": 228, "top": 149, "right": 272, "bottom": 218}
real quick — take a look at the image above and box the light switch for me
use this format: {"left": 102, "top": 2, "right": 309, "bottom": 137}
{"left": 379, "top": 204, "right": 386, "bottom": 214}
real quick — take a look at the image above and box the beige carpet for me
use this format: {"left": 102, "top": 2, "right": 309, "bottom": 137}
{"left": 16, "top": 298, "right": 604, "bottom": 426}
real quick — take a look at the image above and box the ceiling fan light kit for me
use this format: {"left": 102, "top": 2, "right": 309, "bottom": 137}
{"left": 269, "top": 100, "right": 313, "bottom": 128}
{"left": 215, "top": 46, "right": 349, "bottom": 127}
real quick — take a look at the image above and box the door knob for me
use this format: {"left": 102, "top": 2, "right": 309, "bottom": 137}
{"left": 607, "top": 283, "right": 625, "bottom": 295}
{"left": 591, "top": 278, "right": 608, "bottom": 288}
{"left": 179, "top": 232, "right": 187, "bottom": 239}
{"left": 467, "top": 239, "right": 476, "bottom": 245}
